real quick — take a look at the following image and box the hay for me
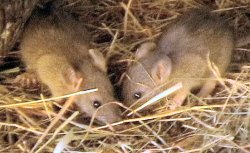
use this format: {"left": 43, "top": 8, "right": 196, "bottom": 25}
{"left": 0, "top": 0, "right": 250, "bottom": 152}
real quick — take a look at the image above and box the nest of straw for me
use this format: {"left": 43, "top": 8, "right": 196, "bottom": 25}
{"left": 0, "top": 0, "right": 249, "bottom": 152}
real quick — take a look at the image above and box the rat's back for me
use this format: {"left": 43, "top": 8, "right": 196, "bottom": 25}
{"left": 21, "top": 9, "right": 90, "bottom": 70}
{"left": 157, "top": 10, "right": 234, "bottom": 74}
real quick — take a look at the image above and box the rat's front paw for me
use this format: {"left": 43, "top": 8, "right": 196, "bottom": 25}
{"left": 167, "top": 100, "right": 182, "bottom": 110}
{"left": 15, "top": 72, "right": 40, "bottom": 88}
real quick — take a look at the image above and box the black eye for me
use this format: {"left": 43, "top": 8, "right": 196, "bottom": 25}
{"left": 93, "top": 100, "right": 102, "bottom": 108}
{"left": 133, "top": 92, "right": 142, "bottom": 100}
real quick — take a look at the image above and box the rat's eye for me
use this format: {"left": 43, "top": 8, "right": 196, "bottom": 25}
{"left": 93, "top": 100, "right": 102, "bottom": 108}
{"left": 133, "top": 92, "right": 142, "bottom": 100}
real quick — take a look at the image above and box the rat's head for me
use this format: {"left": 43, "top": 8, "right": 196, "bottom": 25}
{"left": 75, "top": 89, "right": 121, "bottom": 124}
{"left": 122, "top": 42, "right": 172, "bottom": 109}
{"left": 53, "top": 49, "right": 122, "bottom": 124}
{"left": 77, "top": 49, "right": 122, "bottom": 124}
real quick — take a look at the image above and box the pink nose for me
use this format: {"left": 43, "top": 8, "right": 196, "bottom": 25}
{"left": 97, "top": 114, "right": 122, "bottom": 124}
{"left": 96, "top": 102, "right": 122, "bottom": 124}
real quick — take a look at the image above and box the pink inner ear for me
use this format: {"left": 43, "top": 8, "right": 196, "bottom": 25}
{"left": 62, "top": 67, "right": 83, "bottom": 89}
{"left": 156, "top": 62, "right": 167, "bottom": 82}
{"left": 151, "top": 60, "right": 171, "bottom": 83}
{"left": 157, "top": 62, "right": 166, "bottom": 81}
{"left": 89, "top": 49, "right": 107, "bottom": 72}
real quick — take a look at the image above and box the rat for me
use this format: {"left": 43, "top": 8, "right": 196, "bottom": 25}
{"left": 16, "top": 8, "right": 122, "bottom": 124}
{"left": 122, "top": 9, "right": 249, "bottom": 110}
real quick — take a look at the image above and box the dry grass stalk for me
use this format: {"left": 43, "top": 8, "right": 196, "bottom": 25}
{"left": 0, "top": 0, "right": 249, "bottom": 152}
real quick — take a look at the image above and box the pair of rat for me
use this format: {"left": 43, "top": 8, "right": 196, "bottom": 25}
{"left": 19, "top": 8, "right": 249, "bottom": 125}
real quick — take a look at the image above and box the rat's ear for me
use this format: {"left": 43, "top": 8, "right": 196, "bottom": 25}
{"left": 61, "top": 66, "right": 82, "bottom": 89}
{"left": 135, "top": 42, "right": 157, "bottom": 59}
{"left": 151, "top": 58, "right": 172, "bottom": 83}
{"left": 89, "top": 49, "right": 107, "bottom": 72}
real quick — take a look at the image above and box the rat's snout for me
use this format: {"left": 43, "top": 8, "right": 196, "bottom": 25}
{"left": 96, "top": 102, "right": 122, "bottom": 124}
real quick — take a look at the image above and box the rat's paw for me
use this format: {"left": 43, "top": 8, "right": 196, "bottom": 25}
{"left": 197, "top": 81, "right": 216, "bottom": 98}
{"left": 15, "top": 72, "right": 40, "bottom": 88}
{"left": 168, "top": 100, "right": 182, "bottom": 110}
{"left": 167, "top": 89, "right": 189, "bottom": 110}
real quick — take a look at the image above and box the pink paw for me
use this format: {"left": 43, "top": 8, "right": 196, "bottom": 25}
{"left": 168, "top": 100, "right": 182, "bottom": 110}
{"left": 167, "top": 91, "right": 188, "bottom": 110}
{"left": 15, "top": 72, "right": 40, "bottom": 88}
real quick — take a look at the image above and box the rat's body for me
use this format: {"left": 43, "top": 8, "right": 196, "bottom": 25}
{"left": 19, "top": 9, "right": 121, "bottom": 124}
{"left": 123, "top": 10, "right": 235, "bottom": 109}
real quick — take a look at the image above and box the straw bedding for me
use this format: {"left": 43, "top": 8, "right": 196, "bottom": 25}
{"left": 0, "top": 0, "right": 249, "bottom": 152}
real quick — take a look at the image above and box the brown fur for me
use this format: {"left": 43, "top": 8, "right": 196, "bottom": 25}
{"left": 122, "top": 10, "right": 235, "bottom": 110}
{"left": 20, "top": 10, "right": 121, "bottom": 124}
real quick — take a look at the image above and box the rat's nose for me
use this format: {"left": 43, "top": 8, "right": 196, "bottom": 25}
{"left": 106, "top": 114, "right": 122, "bottom": 124}
{"left": 97, "top": 113, "right": 122, "bottom": 125}
{"left": 96, "top": 102, "right": 122, "bottom": 124}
